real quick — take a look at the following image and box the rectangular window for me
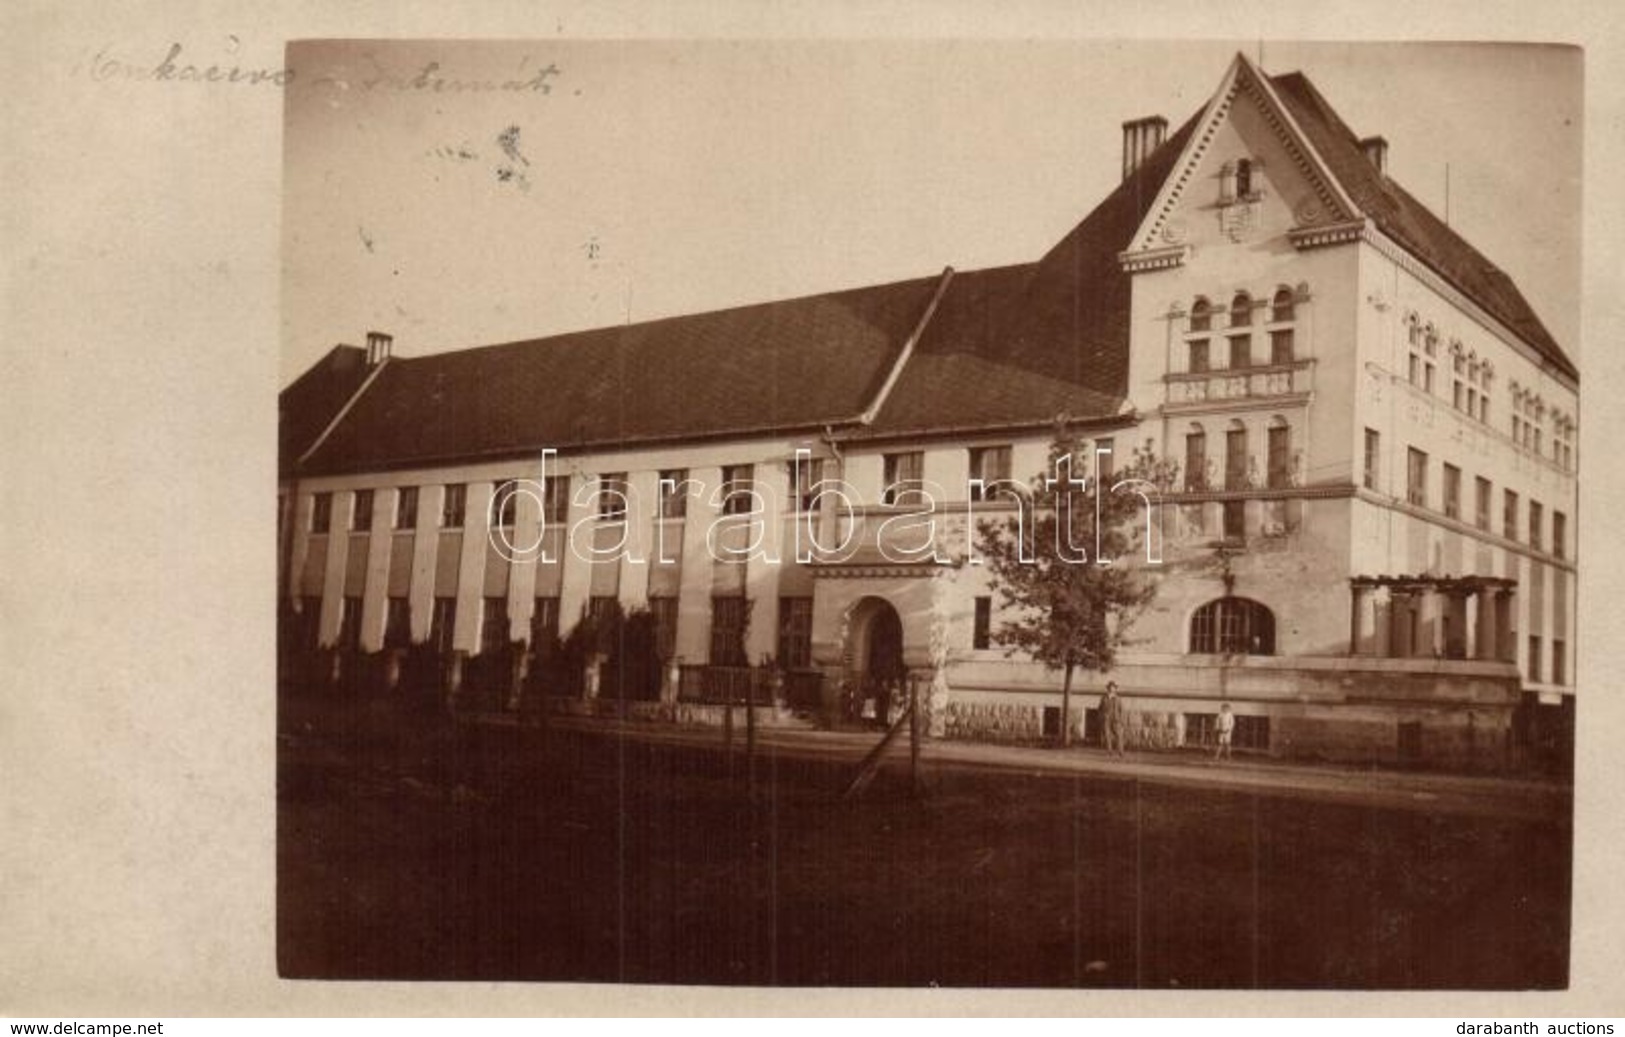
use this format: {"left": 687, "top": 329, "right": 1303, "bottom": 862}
{"left": 311, "top": 492, "right": 332, "bottom": 534}
{"left": 442, "top": 484, "right": 466, "bottom": 528}
{"left": 658, "top": 468, "right": 689, "bottom": 519}
{"left": 541, "top": 474, "right": 570, "bottom": 524}
{"left": 1363, "top": 429, "right": 1380, "bottom": 491}
{"left": 1225, "top": 428, "right": 1247, "bottom": 491}
{"left": 968, "top": 446, "right": 1013, "bottom": 502}
{"left": 882, "top": 451, "right": 925, "bottom": 505}
{"left": 1185, "top": 430, "right": 1208, "bottom": 492}
{"left": 1453, "top": 381, "right": 1464, "bottom": 412}
{"left": 1552, "top": 639, "right": 1566, "bottom": 686}
{"left": 492, "top": 480, "right": 518, "bottom": 528}
{"left": 1528, "top": 500, "right": 1543, "bottom": 551}
{"left": 384, "top": 596, "right": 411, "bottom": 649}
{"left": 598, "top": 472, "right": 629, "bottom": 520}
{"left": 973, "top": 596, "right": 993, "bottom": 650}
{"left": 1222, "top": 500, "right": 1246, "bottom": 541}
{"left": 395, "top": 486, "right": 418, "bottom": 530}
{"left": 791, "top": 458, "right": 826, "bottom": 512}
{"left": 531, "top": 596, "right": 561, "bottom": 652}
{"left": 709, "top": 597, "right": 749, "bottom": 667}
{"left": 720, "top": 464, "right": 754, "bottom": 516}
{"left": 1095, "top": 438, "right": 1115, "bottom": 484}
{"left": 1527, "top": 635, "right": 1542, "bottom": 684}
{"left": 1475, "top": 477, "right": 1492, "bottom": 531}
{"left": 1406, "top": 448, "right": 1428, "bottom": 508}
{"left": 352, "top": 489, "right": 374, "bottom": 531}
{"left": 1553, "top": 511, "right": 1567, "bottom": 560}
{"left": 297, "top": 596, "right": 322, "bottom": 651}
{"left": 1228, "top": 334, "right": 1251, "bottom": 369}
{"left": 339, "top": 596, "right": 362, "bottom": 653}
{"left": 1189, "top": 339, "right": 1210, "bottom": 373}
{"left": 1504, "top": 489, "right": 1519, "bottom": 541}
{"left": 1408, "top": 354, "right": 1421, "bottom": 387}
{"left": 1442, "top": 464, "right": 1461, "bottom": 520}
{"left": 649, "top": 596, "right": 679, "bottom": 660}
{"left": 430, "top": 597, "right": 457, "bottom": 655}
{"left": 1424, "top": 363, "right": 1435, "bottom": 394}
{"left": 777, "top": 597, "right": 814, "bottom": 670}
{"left": 1266, "top": 425, "right": 1290, "bottom": 489}
{"left": 480, "top": 596, "right": 509, "bottom": 655}
{"left": 1269, "top": 328, "right": 1294, "bottom": 366}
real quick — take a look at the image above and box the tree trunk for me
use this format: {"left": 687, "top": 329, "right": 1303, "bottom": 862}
{"left": 1060, "top": 659, "right": 1075, "bottom": 747}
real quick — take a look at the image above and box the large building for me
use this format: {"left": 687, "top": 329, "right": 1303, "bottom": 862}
{"left": 279, "top": 55, "right": 1578, "bottom": 770}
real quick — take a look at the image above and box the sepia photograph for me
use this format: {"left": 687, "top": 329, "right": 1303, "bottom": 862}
{"left": 275, "top": 39, "right": 1578, "bottom": 989}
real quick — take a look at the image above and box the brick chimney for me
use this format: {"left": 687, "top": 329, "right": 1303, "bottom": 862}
{"left": 1359, "top": 135, "right": 1388, "bottom": 176}
{"left": 365, "top": 330, "right": 393, "bottom": 366}
{"left": 1121, "top": 116, "right": 1168, "bottom": 181}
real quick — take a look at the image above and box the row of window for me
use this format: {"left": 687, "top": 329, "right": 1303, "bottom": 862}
{"left": 1182, "top": 419, "right": 1291, "bottom": 493}
{"left": 1528, "top": 634, "right": 1568, "bottom": 687}
{"left": 304, "top": 591, "right": 821, "bottom": 671}
{"left": 1363, "top": 428, "right": 1568, "bottom": 558}
{"left": 1184, "top": 289, "right": 1298, "bottom": 373}
{"left": 306, "top": 442, "right": 1108, "bottom": 535}
{"left": 1404, "top": 315, "right": 1497, "bottom": 428}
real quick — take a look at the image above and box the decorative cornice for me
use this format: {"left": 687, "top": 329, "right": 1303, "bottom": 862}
{"left": 1288, "top": 219, "right": 1366, "bottom": 250}
{"left": 809, "top": 562, "right": 957, "bottom": 580}
{"left": 1119, "top": 244, "right": 1190, "bottom": 273}
{"left": 1159, "top": 391, "right": 1311, "bottom": 418}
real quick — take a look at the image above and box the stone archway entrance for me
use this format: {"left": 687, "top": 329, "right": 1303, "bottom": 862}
{"left": 847, "top": 596, "right": 907, "bottom": 726}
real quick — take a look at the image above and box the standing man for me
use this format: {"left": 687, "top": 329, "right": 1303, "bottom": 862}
{"left": 1214, "top": 702, "right": 1236, "bottom": 761}
{"left": 1101, "top": 681, "right": 1126, "bottom": 756}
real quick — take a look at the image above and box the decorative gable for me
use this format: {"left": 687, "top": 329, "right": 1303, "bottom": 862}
{"left": 1120, "top": 54, "right": 1363, "bottom": 271}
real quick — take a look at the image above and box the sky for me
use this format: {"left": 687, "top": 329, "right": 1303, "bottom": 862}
{"left": 281, "top": 39, "right": 1582, "bottom": 382}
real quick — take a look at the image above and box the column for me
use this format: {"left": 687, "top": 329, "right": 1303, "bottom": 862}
{"left": 1464, "top": 590, "right": 1480, "bottom": 662}
{"left": 453, "top": 481, "right": 493, "bottom": 654}
{"left": 317, "top": 492, "right": 353, "bottom": 646}
{"left": 673, "top": 465, "right": 722, "bottom": 665}
{"left": 506, "top": 473, "right": 544, "bottom": 643}
{"left": 408, "top": 485, "right": 441, "bottom": 643}
{"left": 359, "top": 487, "right": 393, "bottom": 653}
{"left": 1348, "top": 584, "right": 1365, "bottom": 655}
{"left": 618, "top": 469, "right": 661, "bottom": 611}
{"left": 744, "top": 460, "right": 787, "bottom": 665}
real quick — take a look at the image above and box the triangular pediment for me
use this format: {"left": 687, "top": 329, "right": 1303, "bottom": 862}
{"left": 1122, "top": 53, "right": 1363, "bottom": 260}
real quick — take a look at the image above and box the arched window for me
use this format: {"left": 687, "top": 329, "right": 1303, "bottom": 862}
{"left": 1230, "top": 292, "right": 1253, "bottom": 328}
{"left": 1228, "top": 293, "right": 1253, "bottom": 369}
{"left": 1187, "top": 297, "right": 1212, "bottom": 373}
{"left": 1269, "top": 287, "right": 1295, "bottom": 364}
{"left": 1266, "top": 416, "right": 1291, "bottom": 489}
{"left": 1271, "top": 287, "right": 1295, "bottom": 323}
{"left": 1184, "top": 423, "right": 1208, "bottom": 492}
{"left": 1190, "top": 597, "right": 1276, "bottom": 655}
{"left": 1190, "top": 297, "right": 1212, "bottom": 332}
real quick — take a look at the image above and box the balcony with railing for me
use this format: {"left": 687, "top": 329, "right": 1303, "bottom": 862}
{"left": 1164, "top": 359, "right": 1313, "bottom": 410}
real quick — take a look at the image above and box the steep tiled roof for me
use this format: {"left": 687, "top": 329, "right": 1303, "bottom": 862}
{"left": 287, "top": 65, "right": 1571, "bottom": 477}
{"left": 863, "top": 115, "right": 1196, "bottom": 436}
{"left": 301, "top": 276, "right": 943, "bottom": 474}
{"left": 279, "top": 345, "right": 370, "bottom": 478}
{"left": 1269, "top": 71, "right": 1575, "bottom": 381}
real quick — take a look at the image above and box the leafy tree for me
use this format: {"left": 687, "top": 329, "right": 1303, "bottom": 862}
{"left": 974, "top": 428, "right": 1173, "bottom": 746}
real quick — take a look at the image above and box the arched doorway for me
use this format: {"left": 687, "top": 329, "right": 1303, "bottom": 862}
{"left": 847, "top": 596, "right": 907, "bottom": 726}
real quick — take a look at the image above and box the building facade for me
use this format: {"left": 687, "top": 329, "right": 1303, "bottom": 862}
{"left": 279, "top": 56, "right": 1577, "bottom": 770}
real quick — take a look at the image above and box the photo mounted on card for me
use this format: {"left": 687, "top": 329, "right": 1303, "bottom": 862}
{"left": 278, "top": 39, "right": 1578, "bottom": 987}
